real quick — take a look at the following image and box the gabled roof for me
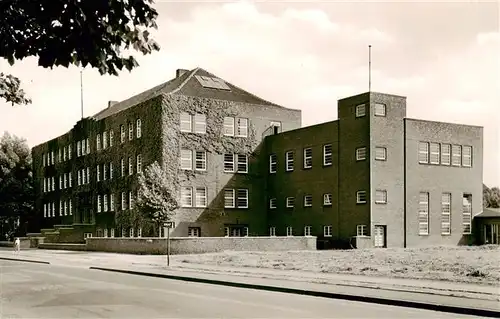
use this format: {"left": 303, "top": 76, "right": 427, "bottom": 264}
{"left": 91, "top": 67, "right": 285, "bottom": 120}
{"left": 474, "top": 208, "right": 500, "bottom": 218}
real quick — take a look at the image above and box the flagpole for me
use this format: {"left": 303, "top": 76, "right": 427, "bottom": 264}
{"left": 368, "top": 45, "right": 372, "bottom": 92}
{"left": 80, "top": 70, "right": 84, "bottom": 119}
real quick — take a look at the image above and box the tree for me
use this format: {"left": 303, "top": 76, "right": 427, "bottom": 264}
{"left": 0, "top": 132, "right": 34, "bottom": 239}
{"left": 0, "top": 0, "right": 160, "bottom": 106}
{"left": 483, "top": 184, "right": 500, "bottom": 208}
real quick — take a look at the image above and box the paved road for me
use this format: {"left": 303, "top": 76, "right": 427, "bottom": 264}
{"left": 0, "top": 260, "right": 482, "bottom": 319}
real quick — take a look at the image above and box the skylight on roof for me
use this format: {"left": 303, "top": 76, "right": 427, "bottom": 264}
{"left": 195, "top": 75, "right": 231, "bottom": 91}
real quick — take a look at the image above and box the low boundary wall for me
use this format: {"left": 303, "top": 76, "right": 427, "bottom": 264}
{"left": 85, "top": 236, "right": 317, "bottom": 255}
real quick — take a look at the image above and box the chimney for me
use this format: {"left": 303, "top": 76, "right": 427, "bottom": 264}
{"left": 176, "top": 69, "right": 189, "bottom": 78}
{"left": 108, "top": 100, "right": 119, "bottom": 108}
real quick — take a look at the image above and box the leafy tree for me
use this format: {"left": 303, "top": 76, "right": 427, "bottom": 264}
{"left": 0, "top": 0, "right": 160, "bottom": 106}
{"left": 0, "top": 132, "right": 34, "bottom": 239}
{"left": 483, "top": 184, "right": 500, "bottom": 208}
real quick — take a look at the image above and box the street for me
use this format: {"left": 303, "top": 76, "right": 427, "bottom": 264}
{"left": 0, "top": 260, "right": 483, "bottom": 318}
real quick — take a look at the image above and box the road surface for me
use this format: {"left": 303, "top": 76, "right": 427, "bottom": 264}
{"left": 0, "top": 260, "right": 482, "bottom": 318}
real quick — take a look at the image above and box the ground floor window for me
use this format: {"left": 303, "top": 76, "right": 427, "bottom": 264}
{"left": 356, "top": 225, "right": 367, "bottom": 237}
{"left": 304, "top": 226, "right": 312, "bottom": 236}
{"left": 269, "top": 227, "right": 276, "bottom": 236}
{"left": 84, "top": 232, "right": 93, "bottom": 239}
{"left": 484, "top": 224, "right": 499, "bottom": 244}
{"left": 223, "top": 225, "right": 249, "bottom": 237}
{"left": 324, "top": 225, "right": 332, "bottom": 237}
{"left": 188, "top": 227, "right": 201, "bottom": 237}
{"left": 286, "top": 226, "right": 293, "bottom": 237}
{"left": 110, "top": 228, "right": 115, "bottom": 238}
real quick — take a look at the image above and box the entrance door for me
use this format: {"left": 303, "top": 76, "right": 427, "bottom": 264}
{"left": 374, "top": 225, "right": 386, "bottom": 248}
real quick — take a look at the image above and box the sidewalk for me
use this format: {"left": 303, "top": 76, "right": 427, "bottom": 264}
{"left": 1, "top": 249, "right": 499, "bottom": 309}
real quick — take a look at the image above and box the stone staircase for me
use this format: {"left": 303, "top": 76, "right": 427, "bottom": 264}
{"left": 39, "top": 224, "right": 95, "bottom": 244}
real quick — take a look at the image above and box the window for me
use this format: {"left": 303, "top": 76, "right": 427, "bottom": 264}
{"left": 97, "top": 195, "right": 102, "bottom": 213}
{"left": 441, "top": 193, "right": 451, "bottom": 235}
{"left": 224, "top": 227, "right": 230, "bottom": 237}
{"left": 109, "top": 163, "right": 113, "bottom": 179}
{"left": 120, "top": 158, "right": 125, "bottom": 176}
{"left": 237, "top": 189, "right": 248, "bottom": 208}
{"left": 110, "top": 228, "right": 115, "bottom": 238}
{"left": 375, "top": 147, "right": 387, "bottom": 161}
{"left": 286, "top": 197, "right": 295, "bottom": 208}
{"left": 188, "top": 227, "right": 201, "bottom": 237}
{"left": 324, "top": 225, "right": 332, "bottom": 237}
{"left": 43, "top": 154, "right": 46, "bottom": 167}
{"left": 304, "top": 226, "right": 312, "bottom": 236}
{"left": 356, "top": 147, "right": 366, "bottom": 161}
{"left": 103, "top": 194, "right": 108, "bottom": 212}
{"left": 86, "top": 138, "right": 90, "bottom": 154}
{"left": 103, "top": 131, "right": 108, "bottom": 149}
{"left": 375, "top": 190, "right": 387, "bottom": 204}
{"left": 243, "top": 227, "right": 249, "bottom": 237}
{"left": 63, "top": 147, "right": 67, "bottom": 161}
{"left": 128, "top": 123, "right": 133, "bottom": 140}
{"left": 136, "top": 119, "right": 142, "bottom": 138}
{"left": 195, "top": 187, "right": 207, "bottom": 207}
{"left": 69, "top": 200, "right": 73, "bottom": 215}
{"left": 68, "top": 144, "right": 72, "bottom": 159}
{"left": 323, "top": 144, "right": 332, "bottom": 166}
{"left": 269, "top": 154, "right": 277, "bottom": 173}
{"left": 64, "top": 201, "right": 68, "bottom": 216}
{"left": 223, "top": 117, "right": 235, "bottom": 136}
{"left": 374, "top": 103, "right": 386, "bottom": 116}
{"left": 77, "top": 141, "right": 81, "bottom": 157}
{"left": 452, "top": 145, "right": 461, "bottom": 166}
{"left": 181, "top": 187, "right": 193, "bottom": 207}
{"left": 224, "top": 189, "right": 235, "bottom": 208}
{"left": 356, "top": 191, "right": 367, "bottom": 204}
{"left": 357, "top": 225, "right": 367, "bottom": 236}
{"left": 78, "top": 170, "right": 82, "bottom": 186}
{"left": 86, "top": 168, "right": 90, "bottom": 184}
{"left": 269, "top": 227, "right": 276, "bottom": 237}
{"left": 52, "top": 177, "right": 55, "bottom": 190}
{"left": 97, "top": 165, "right": 101, "bottom": 182}
{"left": 103, "top": 164, "right": 107, "bottom": 180}
{"left": 286, "top": 226, "right": 293, "bottom": 237}
{"left": 180, "top": 112, "right": 192, "bottom": 132}
{"left": 223, "top": 153, "right": 235, "bottom": 172}
{"left": 129, "top": 191, "right": 134, "bottom": 209}
{"left": 303, "top": 148, "right": 312, "bottom": 168}
{"left": 120, "top": 125, "right": 125, "bottom": 143}
{"left": 129, "top": 228, "right": 134, "bottom": 238}
{"left": 64, "top": 174, "right": 67, "bottom": 188}
{"left": 109, "top": 130, "right": 114, "bottom": 147}
{"left": 304, "top": 195, "right": 312, "bottom": 207}
{"left": 418, "top": 192, "right": 429, "bottom": 235}
{"left": 59, "top": 176, "right": 62, "bottom": 189}
{"left": 194, "top": 114, "right": 206, "bottom": 134}
{"left": 323, "top": 193, "right": 332, "bottom": 206}
{"left": 269, "top": 198, "right": 277, "bottom": 209}
{"left": 237, "top": 154, "right": 248, "bottom": 173}
{"left": 59, "top": 200, "right": 63, "bottom": 216}
{"left": 236, "top": 118, "right": 248, "bottom": 137}
{"left": 121, "top": 192, "right": 126, "bottom": 210}
{"left": 181, "top": 149, "right": 193, "bottom": 170}
{"left": 462, "top": 145, "right": 472, "bottom": 167}
{"left": 103, "top": 228, "right": 108, "bottom": 237}
{"left": 430, "top": 142, "right": 440, "bottom": 164}
{"left": 137, "top": 227, "right": 142, "bottom": 238}
{"left": 463, "top": 194, "right": 472, "bottom": 234}
{"left": 355, "top": 104, "right": 366, "bottom": 117}
{"left": 286, "top": 151, "right": 294, "bottom": 171}
{"left": 418, "top": 142, "right": 429, "bottom": 163}
{"left": 195, "top": 151, "right": 206, "bottom": 171}
{"left": 110, "top": 194, "right": 115, "bottom": 211}
{"left": 69, "top": 172, "right": 72, "bottom": 187}
{"left": 51, "top": 151, "right": 55, "bottom": 164}
{"left": 128, "top": 157, "right": 133, "bottom": 175}
{"left": 136, "top": 154, "right": 142, "bottom": 173}
{"left": 441, "top": 144, "right": 451, "bottom": 165}
{"left": 96, "top": 134, "right": 101, "bottom": 151}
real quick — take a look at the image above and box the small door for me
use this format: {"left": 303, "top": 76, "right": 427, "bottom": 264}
{"left": 374, "top": 225, "right": 386, "bottom": 248}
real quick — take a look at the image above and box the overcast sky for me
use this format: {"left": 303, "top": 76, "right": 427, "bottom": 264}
{"left": 1, "top": 0, "right": 499, "bottom": 186}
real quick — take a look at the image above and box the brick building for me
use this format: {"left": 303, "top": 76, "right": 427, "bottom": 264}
{"left": 31, "top": 68, "right": 483, "bottom": 248}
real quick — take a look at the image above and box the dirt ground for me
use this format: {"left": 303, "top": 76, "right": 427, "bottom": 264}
{"left": 177, "top": 245, "right": 500, "bottom": 285}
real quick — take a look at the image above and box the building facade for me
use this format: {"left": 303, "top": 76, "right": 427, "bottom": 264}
{"left": 31, "top": 68, "right": 483, "bottom": 248}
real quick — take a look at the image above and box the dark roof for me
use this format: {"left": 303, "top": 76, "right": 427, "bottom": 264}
{"left": 91, "top": 67, "right": 287, "bottom": 120}
{"left": 474, "top": 208, "right": 500, "bottom": 218}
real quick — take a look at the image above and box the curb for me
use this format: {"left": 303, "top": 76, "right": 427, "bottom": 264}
{"left": 90, "top": 266, "right": 500, "bottom": 318}
{"left": 0, "top": 256, "right": 50, "bottom": 265}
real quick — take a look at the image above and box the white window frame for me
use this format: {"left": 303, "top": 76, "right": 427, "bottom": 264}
{"left": 223, "top": 117, "right": 235, "bottom": 136}
{"left": 462, "top": 145, "right": 472, "bottom": 167}
{"left": 96, "top": 134, "right": 101, "bottom": 151}
{"left": 110, "top": 193, "right": 115, "bottom": 211}
{"left": 304, "top": 195, "right": 312, "bottom": 207}
{"left": 121, "top": 158, "right": 125, "bottom": 176}
{"left": 188, "top": 227, "right": 200, "bottom": 237}
{"left": 286, "top": 226, "right": 293, "bottom": 237}
{"left": 374, "top": 103, "right": 386, "bottom": 117}
{"left": 69, "top": 172, "right": 72, "bottom": 187}
{"left": 286, "top": 197, "right": 294, "bottom": 208}
{"left": 128, "top": 157, "right": 133, "bottom": 175}
{"left": 441, "top": 143, "right": 451, "bottom": 165}
{"left": 129, "top": 191, "right": 134, "bottom": 209}
{"left": 355, "top": 104, "right": 366, "bottom": 117}
{"left": 269, "top": 227, "right": 276, "bottom": 237}
{"left": 236, "top": 189, "right": 249, "bottom": 208}
{"left": 181, "top": 149, "right": 193, "bottom": 170}
{"left": 120, "top": 125, "right": 125, "bottom": 143}
{"left": 180, "top": 112, "right": 192, "bottom": 132}
{"left": 430, "top": 142, "right": 440, "bottom": 164}
{"left": 181, "top": 187, "right": 193, "bottom": 207}
{"left": 303, "top": 148, "right": 312, "bottom": 168}
{"left": 357, "top": 225, "right": 367, "bottom": 236}
{"left": 103, "top": 131, "right": 108, "bottom": 149}
{"left": 77, "top": 141, "right": 81, "bottom": 157}
{"left": 97, "top": 195, "right": 102, "bottom": 213}
{"left": 121, "top": 192, "right": 126, "bottom": 210}
{"left": 129, "top": 228, "right": 134, "bottom": 238}
{"left": 103, "top": 164, "right": 107, "bottom": 180}
{"left": 136, "top": 154, "right": 142, "bottom": 173}
{"left": 63, "top": 147, "right": 67, "bottom": 161}
{"left": 69, "top": 200, "right": 72, "bottom": 215}
{"left": 97, "top": 165, "right": 101, "bottom": 182}
{"left": 286, "top": 151, "right": 294, "bottom": 171}
{"left": 195, "top": 151, "right": 207, "bottom": 171}
{"left": 237, "top": 154, "right": 248, "bottom": 173}
{"left": 452, "top": 145, "right": 462, "bottom": 166}
{"left": 324, "top": 225, "right": 332, "bottom": 237}
{"left": 78, "top": 170, "right": 82, "bottom": 186}
{"left": 86, "top": 138, "right": 90, "bottom": 154}
{"left": 462, "top": 194, "right": 472, "bottom": 235}
{"left": 304, "top": 226, "right": 312, "bottom": 237}
{"left": 109, "top": 162, "right": 113, "bottom": 179}
{"left": 375, "top": 147, "right": 387, "bottom": 161}
{"left": 223, "top": 153, "right": 235, "bottom": 173}
{"left": 224, "top": 189, "right": 235, "bottom": 208}
{"left": 109, "top": 130, "right": 114, "bottom": 147}
{"left": 86, "top": 168, "right": 90, "bottom": 184}
{"left": 136, "top": 119, "right": 142, "bottom": 138}
{"left": 375, "top": 190, "right": 387, "bottom": 204}
{"left": 128, "top": 123, "right": 133, "bottom": 141}
{"left": 269, "top": 154, "right": 277, "bottom": 173}
{"left": 103, "top": 194, "right": 108, "bottom": 212}
{"left": 236, "top": 118, "right": 248, "bottom": 137}
{"left": 194, "top": 113, "right": 206, "bottom": 134}
{"left": 195, "top": 187, "right": 207, "bottom": 208}
{"left": 418, "top": 192, "right": 429, "bottom": 236}
{"left": 323, "top": 144, "right": 332, "bottom": 166}
{"left": 224, "top": 227, "right": 230, "bottom": 237}
{"left": 356, "top": 191, "right": 367, "bottom": 204}
{"left": 64, "top": 201, "right": 68, "bottom": 216}
{"left": 323, "top": 193, "right": 332, "bottom": 206}
{"left": 59, "top": 200, "right": 63, "bottom": 216}
{"left": 419, "top": 142, "right": 429, "bottom": 164}
{"left": 269, "top": 198, "right": 277, "bottom": 209}
{"left": 441, "top": 193, "right": 451, "bottom": 235}
{"left": 64, "top": 173, "right": 67, "bottom": 189}
{"left": 356, "top": 147, "right": 366, "bottom": 161}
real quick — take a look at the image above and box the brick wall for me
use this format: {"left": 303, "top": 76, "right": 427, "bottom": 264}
{"left": 85, "top": 236, "right": 317, "bottom": 254}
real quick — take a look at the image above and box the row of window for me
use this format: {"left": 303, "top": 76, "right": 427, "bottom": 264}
{"left": 180, "top": 150, "right": 249, "bottom": 173}
{"left": 42, "top": 145, "right": 74, "bottom": 167}
{"left": 43, "top": 200, "right": 73, "bottom": 218}
{"left": 179, "top": 187, "right": 250, "bottom": 209}
{"left": 418, "top": 192, "right": 472, "bottom": 235}
{"left": 96, "top": 191, "right": 136, "bottom": 212}
{"left": 43, "top": 173, "right": 74, "bottom": 193}
{"left": 270, "top": 225, "right": 335, "bottom": 237}
{"left": 419, "top": 142, "right": 472, "bottom": 167}
{"left": 179, "top": 112, "right": 249, "bottom": 137}
{"left": 355, "top": 103, "right": 387, "bottom": 118}
{"left": 269, "top": 144, "right": 332, "bottom": 173}
{"left": 268, "top": 190, "right": 386, "bottom": 208}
